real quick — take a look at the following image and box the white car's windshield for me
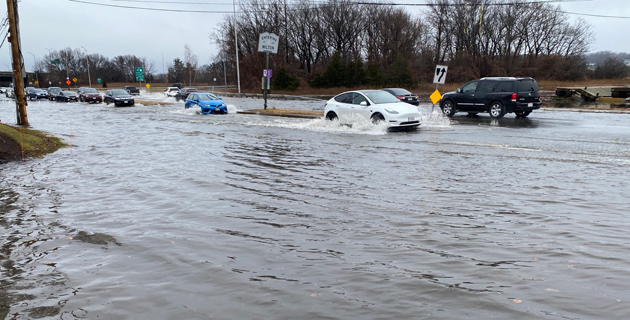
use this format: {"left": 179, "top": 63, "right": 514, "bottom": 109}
{"left": 364, "top": 91, "right": 400, "bottom": 104}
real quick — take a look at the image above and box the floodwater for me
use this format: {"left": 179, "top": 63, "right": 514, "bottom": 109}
{"left": 1, "top": 92, "right": 629, "bottom": 320}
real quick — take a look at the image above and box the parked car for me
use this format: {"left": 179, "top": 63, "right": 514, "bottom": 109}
{"left": 184, "top": 92, "right": 228, "bottom": 114}
{"left": 123, "top": 86, "right": 140, "bottom": 95}
{"left": 165, "top": 87, "right": 179, "bottom": 97}
{"left": 5, "top": 88, "right": 14, "bottom": 98}
{"left": 79, "top": 87, "right": 102, "bottom": 103}
{"left": 175, "top": 87, "right": 197, "bottom": 101}
{"left": 24, "top": 87, "right": 36, "bottom": 95}
{"left": 381, "top": 88, "right": 420, "bottom": 106}
{"left": 104, "top": 89, "right": 135, "bottom": 107}
{"left": 76, "top": 87, "right": 89, "bottom": 95}
{"left": 0, "top": 87, "right": 8, "bottom": 94}
{"left": 47, "top": 87, "right": 62, "bottom": 100}
{"left": 439, "top": 77, "right": 542, "bottom": 118}
{"left": 27, "top": 89, "right": 48, "bottom": 100}
{"left": 56, "top": 91, "right": 79, "bottom": 102}
{"left": 323, "top": 90, "right": 422, "bottom": 129}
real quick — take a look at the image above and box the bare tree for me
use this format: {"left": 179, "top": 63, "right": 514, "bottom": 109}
{"left": 183, "top": 44, "right": 198, "bottom": 86}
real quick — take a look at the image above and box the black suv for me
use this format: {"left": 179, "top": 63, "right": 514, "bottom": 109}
{"left": 123, "top": 86, "right": 140, "bottom": 95}
{"left": 47, "top": 87, "right": 63, "bottom": 101}
{"left": 439, "top": 77, "right": 542, "bottom": 118}
{"left": 175, "top": 87, "right": 197, "bottom": 101}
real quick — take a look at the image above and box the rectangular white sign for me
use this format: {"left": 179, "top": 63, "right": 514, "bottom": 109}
{"left": 258, "top": 32, "right": 279, "bottom": 54}
{"left": 433, "top": 65, "right": 448, "bottom": 84}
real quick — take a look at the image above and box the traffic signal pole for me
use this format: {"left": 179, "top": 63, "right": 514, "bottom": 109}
{"left": 6, "top": 0, "right": 28, "bottom": 126}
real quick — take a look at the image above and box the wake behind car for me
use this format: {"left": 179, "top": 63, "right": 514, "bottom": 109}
{"left": 185, "top": 92, "right": 228, "bottom": 114}
{"left": 439, "top": 77, "right": 542, "bottom": 118}
{"left": 56, "top": 91, "right": 78, "bottom": 102}
{"left": 324, "top": 90, "right": 422, "bottom": 129}
{"left": 79, "top": 87, "right": 102, "bottom": 103}
{"left": 382, "top": 88, "right": 420, "bottom": 106}
{"left": 104, "top": 89, "right": 134, "bottom": 107}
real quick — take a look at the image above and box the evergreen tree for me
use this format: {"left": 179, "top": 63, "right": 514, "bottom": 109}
{"left": 386, "top": 55, "right": 414, "bottom": 87}
{"left": 273, "top": 68, "right": 300, "bottom": 90}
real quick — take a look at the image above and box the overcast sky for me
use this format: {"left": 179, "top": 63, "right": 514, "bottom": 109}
{"left": 3, "top": 0, "right": 629, "bottom": 75}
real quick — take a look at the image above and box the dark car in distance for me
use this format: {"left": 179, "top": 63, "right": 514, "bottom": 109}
{"left": 172, "top": 83, "right": 183, "bottom": 89}
{"left": 56, "top": 91, "right": 79, "bottom": 102}
{"left": 123, "top": 86, "right": 140, "bottom": 95}
{"left": 28, "top": 89, "right": 48, "bottom": 100}
{"left": 104, "top": 89, "right": 135, "bottom": 107}
{"left": 439, "top": 77, "right": 542, "bottom": 118}
{"left": 47, "top": 87, "right": 63, "bottom": 101}
{"left": 381, "top": 88, "right": 420, "bottom": 106}
{"left": 175, "top": 87, "right": 197, "bottom": 101}
{"left": 79, "top": 88, "right": 103, "bottom": 103}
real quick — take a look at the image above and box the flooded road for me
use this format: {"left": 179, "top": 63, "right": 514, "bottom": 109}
{"left": 1, "top": 94, "right": 629, "bottom": 319}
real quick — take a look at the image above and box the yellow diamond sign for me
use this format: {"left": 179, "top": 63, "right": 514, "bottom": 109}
{"left": 146, "top": 83, "right": 151, "bottom": 88}
{"left": 430, "top": 89, "right": 442, "bottom": 105}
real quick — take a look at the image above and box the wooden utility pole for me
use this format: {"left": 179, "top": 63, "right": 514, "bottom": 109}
{"left": 6, "top": 0, "right": 28, "bottom": 126}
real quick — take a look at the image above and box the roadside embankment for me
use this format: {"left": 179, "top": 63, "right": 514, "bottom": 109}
{"left": 0, "top": 123, "right": 66, "bottom": 163}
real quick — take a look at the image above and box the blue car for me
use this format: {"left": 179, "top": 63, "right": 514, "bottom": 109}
{"left": 184, "top": 92, "right": 228, "bottom": 114}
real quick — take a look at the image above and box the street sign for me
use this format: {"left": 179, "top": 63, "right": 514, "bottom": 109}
{"left": 51, "top": 59, "right": 60, "bottom": 64}
{"left": 35, "top": 80, "right": 39, "bottom": 85}
{"left": 145, "top": 83, "right": 150, "bottom": 88}
{"left": 72, "top": 77, "right": 77, "bottom": 83}
{"left": 257, "top": 32, "right": 279, "bottom": 54}
{"left": 65, "top": 80, "right": 71, "bottom": 85}
{"left": 430, "top": 89, "right": 442, "bottom": 105}
{"left": 433, "top": 65, "right": 448, "bottom": 84}
{"left": 263, "top": 69, "right": 273, "bottom": 78}
{"left": 97, "top": 78, "right": 101, "bottom": 84}
{"left": 135, "top": 67, "right": 145, "bottom": 82}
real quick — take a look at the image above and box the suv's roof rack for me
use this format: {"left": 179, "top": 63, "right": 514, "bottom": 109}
{"left": 480, "top": 77, "right": 517, "bottom": 80}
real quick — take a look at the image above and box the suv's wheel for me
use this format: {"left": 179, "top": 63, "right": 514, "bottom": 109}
{"left": 325, "top": 111, "right": 338, "bottom": 121}
{"left": 515, "top": 110, "right": 531, "bottom": 118}
{"left": 488, "top": 101, "right": 506, "bottom": 119}
{"left": 371, "top": 113, "right": 385, "bottom": 124}
{"left": 441, "top": 100, "right": 456, "bottom": 117}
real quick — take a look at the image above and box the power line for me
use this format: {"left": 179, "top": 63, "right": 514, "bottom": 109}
{"left": 69, "top": 0, "right": 235, "bottom": 12}
{"left": 69, "top": 0, "right": 630, "bottom": 19}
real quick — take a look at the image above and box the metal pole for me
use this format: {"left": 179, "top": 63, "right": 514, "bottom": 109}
{"left": 233, "top": 0, "right": 241, "bottom": 94}
{"left": 263, "top": 52, "right": 269, "bottom": 109}
{"left": 222, "top": 34, "right": 227, "bottom": 87}
{"left": 161, "top": 53, "right": 165, "bottom": 82}
{"left": 27, "top": 52, "right": 38, "bottom": 87}
{"left": 81, "top": 46, "right": 91, "bottom": 87}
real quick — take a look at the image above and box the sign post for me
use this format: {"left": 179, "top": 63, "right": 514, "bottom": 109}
{"left": 431, "top": 65, "right": 448, "bottom": 112}
{"left": 258, "top": 32, "right": 279, "bottom": 109}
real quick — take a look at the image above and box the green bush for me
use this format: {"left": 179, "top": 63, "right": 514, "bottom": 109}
{"left": 273, "top": 68, "right": 300, "bottom": 90}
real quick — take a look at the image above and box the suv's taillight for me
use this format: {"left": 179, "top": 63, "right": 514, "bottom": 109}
{"left": 511, "top": 93, "right": 517, "bottom": 102}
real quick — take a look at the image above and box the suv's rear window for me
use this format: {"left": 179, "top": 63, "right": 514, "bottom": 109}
{"left": 494, "top": 81, "right": 513, "bottom": 92}
{"left": 517, "top": 80, "right": 539, "bottom": 92}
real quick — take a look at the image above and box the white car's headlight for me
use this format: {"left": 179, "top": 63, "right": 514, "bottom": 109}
{"left": 384, "top": 108, "right": 399, "bottom": 114}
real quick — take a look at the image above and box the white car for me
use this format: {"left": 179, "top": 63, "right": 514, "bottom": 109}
{"left": 324, "top": 90, "right": 422, "bottom": 129}
{"left": 165, "top": 87, "right": 179, "bottom": 97}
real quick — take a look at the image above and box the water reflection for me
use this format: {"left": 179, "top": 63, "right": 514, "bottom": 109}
{"left": 450, "top": 114, "right": 540, "bottom": 128}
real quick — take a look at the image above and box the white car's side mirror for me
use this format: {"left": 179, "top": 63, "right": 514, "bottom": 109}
{"left": 360, "top": 101, "right": 368, "bottom": 106}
